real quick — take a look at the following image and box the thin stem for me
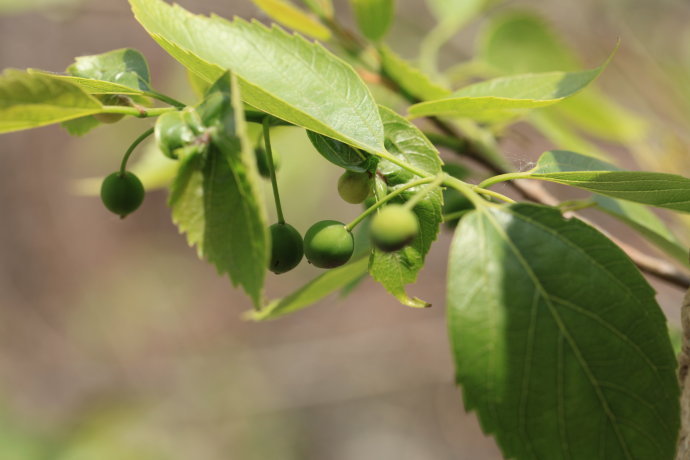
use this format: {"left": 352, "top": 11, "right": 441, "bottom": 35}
{"left": 101, "top": 105, "right": 175, "bottom": 118}
{"left": 119, "top": 127, "right": 154, "bottom": 175}
{"left": 345, "top": 176, "right": 436, "bottom": 231}
{"left": 442, "top": 209, "right": 472, "bottom": 223}
{"left": 404, "top": 175, "right": 444, "bottom": 210}
{"left": 478, "top": 172, "right": 532, "bottom": 189}
{"left": 144, "top": 90, "right": 186, "bottom": 109}
{"left": 263, "top": 117, "right": 285, "bottom": 224}
{"left": 473, "top": 187, "right": 516, "bottom": 204}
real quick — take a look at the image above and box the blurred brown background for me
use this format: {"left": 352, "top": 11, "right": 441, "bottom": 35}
{"left": 0, "top": 0, "right": 689, "bottom": 458}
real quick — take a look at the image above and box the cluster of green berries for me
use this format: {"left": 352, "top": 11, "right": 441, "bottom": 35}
{"left": 99, "top": 106, "right": 420, "bottom": 274}
{"left": 266, "top": 168, "right": 419, "bottom": 275}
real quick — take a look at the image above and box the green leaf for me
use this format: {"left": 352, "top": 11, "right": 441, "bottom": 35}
{"left": 350, "top": 0, "right": 394, "bottom": 42}
{"left": 30, "top": 48, "right": 152, "bottom": 98}
{"left": 306, "top": 131, "right": 371, "bottom": 172}
{"left": 129, "top": 0, "right": 385, "bottom": 155}
{"left": 0, "top": 69, "right": 103, "bottom": 134}
{"left": 448, "top": 203, "right": 679, "bottom": 460}
{"left": 251, "top": 0, "right": 331, "bottom": 41}
{"left": 478, "top": 12, "right": 647, "bottom": 144}
{"left": 479, "top": 11, "right": 579, "bottom": 74}
{"left": 248, "top": 257, "right": 369, "bottom": 321}
{"left": 528, "top": 150, "right": 690, "bottom": 213}
{"left": 408, "top": 55, "right": 611, "bottom": 121}
{"left": 369, "top": 107, "right": 443, "bottom": 308}
{"left": 593, "top": 196, "right": 688, "bottom": 265}
{"left": 169, "top": 74, "right": 268, "bottom": 307}
{"left": 378, "top": 45, "right": 451, "bottom": 101}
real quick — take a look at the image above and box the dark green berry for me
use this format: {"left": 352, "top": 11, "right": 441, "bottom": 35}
{"left": 155, "top": 110, "right": 200, "bottom": 159}
{"left": 304, "top": 220, "right": 354, "bottom": 268}
{"left": 100, "top": 171, "right": 145, "bottom": 218}
{"left": 337, "top": 171, "right": 371, "bottom": 204}
{"left": 370, "top": 205, "right": 419, "bottom": 252}
{"left": 269, "top": 223, "right": 304, "bottom": 274}
{"left": 255, "top": 147, "right": 280, "bottom": 178}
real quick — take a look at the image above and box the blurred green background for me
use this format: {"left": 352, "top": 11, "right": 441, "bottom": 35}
{"left": 1, "top": 0, "right": 689, "bottom": 458}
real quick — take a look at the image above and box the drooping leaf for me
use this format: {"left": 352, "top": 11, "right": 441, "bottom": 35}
{"left": 527, "top": 150, "right": 690, "bottom": 213}
{"left": 248, "top": 257, "right": 369, "bottom": 321}
{"left": 129, "top": 0, "right": 385, "bottom": 155}
{"left": 594, "top": 196, "right": 688, "bottom": 265}
{"left": 478, "top": 12, "right": 647, "bottom": 144}
{"left": 350, "top": 0, "right": 394, "bottom": 42}
{"left": 369, "top": 106, "right": 443, "bottom": 308}
{"left": 448, "top": 203, "right": 679, "bottom": 460}
{"left": 0, "top": 69, "right": 103, "bottom": 134}
{"left": 378, "top": 45, "right": 451, "bottom": 101}
{"left": 408, "top": 55, "right": 611, "bottom": 121}
{"left": 169, "top": 74, "right": 268, "bottom": 307}
{"left": 306, "top": 131, "right": 371, "bottom": 172}
{"left": 251, "top": 0, "right": 331, "bottom": 41}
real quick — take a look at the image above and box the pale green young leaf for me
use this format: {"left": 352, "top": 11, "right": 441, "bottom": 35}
{"left": 448, "top": 203, "right": 679, "bottom": 460}
{"left": 528, "top": 150, "right": 690, "bottom": 213}
{"left": 378, "top": 45, "right": 451, "bottom": 101}
{"left": 408, "top": 55, "right": 611, "bottom": 121}
{"left": 426, "top": 0, "right": 485, "bottom": 25}
{"left": 169, "top": 74, "right": 268, "bottom": 307}
{"left": 350, "top": 0, "right": 394, "bottom": 42}
{"left": 251, "top": 0, "right": 331, "bottom": 41}
{"left": 369, "top": 107, "right": 443, "bottom": 308}
{"left": 61, "top": 115, "right": 101, "bottom": 137}
{"left": 129, "top": 0, "right": 385, "bottom": 155}
{"left": 248, "top": 257, "right": 369, "bottom": 321}
{"left": 594, "top": 196, "right": 688, "bottom": 265}
{"left": 0, "top": 69, "right": 103, "bottom": 134}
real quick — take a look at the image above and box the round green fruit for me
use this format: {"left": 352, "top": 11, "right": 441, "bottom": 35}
{"left": 255, "top": 147, "right": 280, "bottom": 178}
{"left": 100, "top": 171, "right": 145, "bottom": 218}
{"left": 370, "top": 204, "right": 419, "bottom": 252}
{"left": 155, "top": 110, "right": 199, "bottom": 159}
{"left": 337, "top": 171, "right": 371, "bottom": 204}
{"left": 268, "top": 223, "right": 304, "bottom": 274}
{"left": 304, "top": 220, "right": 354, "bottom": 269}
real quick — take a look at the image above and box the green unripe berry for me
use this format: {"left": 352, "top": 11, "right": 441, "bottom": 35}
{"left": 100, "top": 171, "right": 145, "bottom": 218}
{"left": 370, "top": 204, "right": 419, "bottom": 252}
{"left": 255, "top": 147, "right": 281, "bottom": 178}
{"left": 304, "top": 220, "right": 354, "bottom": 269}
{"left": 155, "top": 110, "right": 199, "bottom": 159}
{"left": 268, "top": 223, "right": 304, "bottom": 274}
{"left": 338, "top": 171, "right": 371, "bottom": 204}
